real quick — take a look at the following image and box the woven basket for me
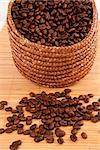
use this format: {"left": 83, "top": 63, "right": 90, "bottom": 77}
{"left": 7, "top": 0, "right": 98, "bottom": 88}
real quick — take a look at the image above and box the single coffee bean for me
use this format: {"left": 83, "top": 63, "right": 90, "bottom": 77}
{"left": 23, "top": 130, "right": 30, "bottom": 135}
{"left": 46, "top": 135, "right": 54, "bottom": 143}
{"left": 0, "top": 104, "right": 4, "bottom": 110}
{"left": 0, "top": 128, "right": 5, "bottom": 134}
{"left": 10, "top": 140, "right": 22, "bottom": 150}
{"left": 0, "top": 101, "right": 8, "bottom": 105}
{"left": 17, "top": 128, "right": 24, "bottom": 134}
{"left": 81, "top": 132, "right": 88, "bottom": 139}
{"left": 55, "top": 128, "right": 65, "bottom": 137}
{"left": 5, "top": 107, "right": 12, "bottom": 112}
{"left": 57, "top": 137, "right": 64, "bottom": 144}
{"left": 30, "top": 124, "right": 37, "bottom": 130}
{"left": 17, "top": 124, "right": 24, "bottom": 128}
{"left": 34, "top": 135, "right": 44, "bottom": 143}
{"left": 5, "top": 128, "right": 13, "bottom": 133}
{"left": 70, "top": 134, "right": 78, "bottom": 142}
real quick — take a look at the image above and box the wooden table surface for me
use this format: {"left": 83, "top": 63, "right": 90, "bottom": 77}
{"left": 0, "top": 23, "right": 100, "bottom": 150}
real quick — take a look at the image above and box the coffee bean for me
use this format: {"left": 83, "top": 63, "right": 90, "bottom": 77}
{"left": 29, "top": 92, "right": 36, "bottom": 97}
{"left": 0, "top": 104, "right": 4, "bottom": 110}
{"left": 5, "top": 128, "right": 13, "bottom": 133}
{"left": 34, "top": 135, "right": 44, "bottom": 143}
{"left": 23, "top": 130, "right": 30, "bottom": 135}
{"left": 57, "top": 137, "right": 64, "bottom": 144}
{"left": 5, "top": 107, "right": 12, "bottom": 112}
{"left": 55, "top": 128, "right": 65, "bottom": 137}
{"left": 59, "top": 120, "right": 68, "bottom": 126}
{"left": 17, "top": 128, "right": 24, "bottom": 134}
{"left": 81, "top": 132, "right": 87, "bottom": 139}
{"left": 0, "top": 101, "right": 8, "bottom": 105}
{"left": 30, "top": 124, "right": 37, "bottom": 130}
{"left": 46, "top": 135, "right": 54, "bottom": 143}
{"left": 0, "top": 128, "right": 5, "bottom": 134}
{"left": 10, "top": 140, "right": 22, "bottom": 150}
{"left": 17, "top": 124, "right": 24, "bottom": 128}
{"left": 70, "top": 134, "right": 77, "bottom": 142}
{"left": 6, "top": 122, "right": 13, "bottom": 127}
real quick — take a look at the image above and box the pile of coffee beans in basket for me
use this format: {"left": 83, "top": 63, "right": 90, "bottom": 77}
{"left": 0, "top": 89, "right": 100, "bottom": 149}
{"left": 11, "top": 0, "right": 93, "bottom": 47}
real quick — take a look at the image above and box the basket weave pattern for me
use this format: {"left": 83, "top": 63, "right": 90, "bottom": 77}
{"left": 7, "top": 0, "right": 98, "bottom": 88}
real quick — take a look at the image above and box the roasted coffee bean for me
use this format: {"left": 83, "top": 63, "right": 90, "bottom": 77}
{"left": 17, "top": 124, "right": 24, "bottom": 128}
{"left": 5, "top": 128, "right": 13, "bottom": 133}
{"left": 12, "top": 0, "right": 93, "bottom": 47}
{"left": 55, "top": 128, "right": 65, "bottom": 137}
{"left": 0, "top": 104, "right": 4, "bottom": 110}
{"left": 30, "top": 124, "right": 37, "bottom": 130}
{"left": 30, "top": 130, "right": 36, "bottom": 138}
{"left": 5, "top": 107, "right": 12, "bottom": 112}
{"left": 10, "top": 140, "right": 22, "bottom": 150}
{"left": 29, "top": 92, "right": 36, "bottom": 97}
{"left": 71, "top": 128, "right": 78, "bottom": 135}
{"left": 6, "top": 122, "right": 13, "bottom": 127}
{"left": 26, "top": 119, "right": 32, "bottom": 125}
{"left": 12, "top": 125, "right": 17, "bottom": 131}
{"left": 0, "top": 128, "right": 5, "bottom": 134}
{"left": 34, "top": 135, "right": 44, "bottom": 143}
{"left": 17, "top": 128, "right": 24, "bottom": 134}
{"left": 46, "top": 135, "right": 54, "bottom": 143}
{"left": 57, "top": 137, "right": 64, "bottom": 144}
{"left": 0, "top": 101, "right": 8, "bottom": 105}
{"left": 88, "top": 94, "right": 94, "bottom": 98}
{"left": 70, "top": 134, "right": 78, "bottom": 142}
{"left": 81, "top": 132, "right": 88, "bottom": 139}
{"left": 91, "top": 116, "right": 98, "bottom": 123}
{"left": 23, "top": 130, "right": 30, "bottom": 135}
{"left": 59, "top": 120, "right": 68, "bottom": 126}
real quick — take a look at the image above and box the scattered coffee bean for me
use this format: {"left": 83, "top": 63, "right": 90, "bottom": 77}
{"left": 57, "top": 137, "right": 64, "bottom": 144}
{"left": 5, "top": 128, "right": 13, "bottom": 133}
{"left": 0, "top": 104, "right": 4, "bottom": 110}
{"left": 55, "top": 128, "right": 65, "bottom": 137}
{"left": 46, "top": 135, "right": 54, "bottom": 143}
{"left": 5, "top": 107, "right": 12, "bottom": 112}
{"left": 81, "top": 132, "right": 88, "bottom": 139}
{"left": 10, "top": 140, "right": 22, "bottom": 150}
{"left": 0, "top": 101, "right": 8, "bottom": 105}
{"left": 0, "top": 88, "right": 100, "bottom": 146}
{"left": 23, "top": 130, "right": 30, "bottom": 135}
{"left": 0, "top": 128, "right": 5, "bottom": 134}
{"left": 70, "top": 134, "right": 78, "bottom": 142}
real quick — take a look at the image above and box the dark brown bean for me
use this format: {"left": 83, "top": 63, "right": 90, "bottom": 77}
{"left": 5, "top": 107, "right": 12, "bottom": 112}
{"left": 0, "top": 104, "right": 4, "bottom": 110}
{"left": 46, "top": 135, "right": 54, "bottom": 143}
{"left": 55, "top": 128, "right": 65, "bottom": 137}
{"left": 70, "top": 134, "right": 78, "bottom": 142}
{"left": 0, "top": 128, "right": 5, "bottom": 134}
{"left": 57, "top": 137, "right": 64, "bottom": 144}
{"left": 23, "top": 130, "right": 30, "bottom": 135}
{"left": 5, "top": 128, "right": 13, "bottom": 133}
{"left": 0, "top": 101, "right": 8, "bottom": 105}
{"left": 81, "top": 132, "right": 88, "bottom": 139}
{"left": 10, "top": 140, "right": 22, "bottom": 150}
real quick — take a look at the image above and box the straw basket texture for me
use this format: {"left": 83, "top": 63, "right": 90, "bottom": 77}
{"left": 7, "top": 0, "right": 98, "bottom": 88}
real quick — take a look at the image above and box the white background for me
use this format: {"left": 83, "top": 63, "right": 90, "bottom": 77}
{"left": 0, "top": 0, "right": 100, "bottom": 31}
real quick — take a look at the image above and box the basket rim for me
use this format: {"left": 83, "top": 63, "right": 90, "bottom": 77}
{"left": 7, "top": 0, "right": 97, "bottom": 50}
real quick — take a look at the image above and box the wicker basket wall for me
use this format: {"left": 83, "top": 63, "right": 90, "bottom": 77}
{"left": 7, "top": 0, "right": 98, "bottom": 88}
